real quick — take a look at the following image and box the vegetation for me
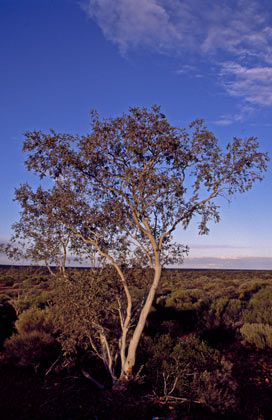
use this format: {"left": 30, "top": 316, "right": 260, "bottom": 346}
{"left": 1, "top": 105, "right": 268, "bottom": 384}
{"left": 1, "top": 266, "right": 272, "bottom": 419}
{"left": 0, "top": 106, "right": 270, "bottom": 418}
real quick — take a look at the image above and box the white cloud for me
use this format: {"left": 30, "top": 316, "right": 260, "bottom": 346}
{"left": 175, "top": 65, "right": 198, "bottom": 75}
{"left": 81, "top": 0, "right": 272, "bottom": 107}
{"left": 80, "top": 0, "right": 184, "bottom": 54}
{"left": 213, "top": 118, "right": 236, "bottom": 126}
{"left": 213, "top": 107, "right": 253, "bottom": 126}
{"left": 220, "top": 63, "right": 272, "bottom": 105}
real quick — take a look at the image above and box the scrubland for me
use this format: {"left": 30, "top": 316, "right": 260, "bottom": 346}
{"left": 1, "top": 265, "right": 272, "bottom": 419}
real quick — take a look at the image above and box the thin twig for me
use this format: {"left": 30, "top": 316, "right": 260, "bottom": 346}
{"left": 45, "top": 354, "right": 61, "bottom": 377}
{"left": 82, "top": 368, "right": 104, "bottom": 390}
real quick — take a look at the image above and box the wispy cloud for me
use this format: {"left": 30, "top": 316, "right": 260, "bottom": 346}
{"left": 81, "top": 0, "right": 272, "bottom": 108}
{"left": 220, "top": 63, "right": 272, "bottom": 106}
{"left": 80, "top": 0, "right": 185, "bottom": 54}
{"left": 175, "top": 65, "right": 198, "bottom": 75}
{"left": 213, "top": 119, "right": 235, "bottom": 127}
{"left": 213, "top": 105, "right": 255, "bottom": 125}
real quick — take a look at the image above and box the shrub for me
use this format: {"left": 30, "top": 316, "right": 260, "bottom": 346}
{"left": 26, "top": 290, "right": 53, "bottom": 310}
{"left": 238, "top": 281, "right": 265, "bottom": 301}
{"left": 14, "top": 306, "right": 54, "bottom": 335}
{"left": 145, "top": 334, "right": 238, "bottom": 413}
{"left": 240, "top": 323, "right": 272, "bottom": 349}
{"left": 192, "top": 359, "right": 238, "bottom": 413}
{"left": 4, "top": 330, "right": 57, "bottom": 370}
{"left": 164, "top": 287, "right": 204, "bottom": 311}
{"left": 51, "top": 270, "right": 122, "bottom": 358}
{"left": 202, "top": 297, "right": 245, "bottom": 329}
{"left": 3, "top": 306, "right": 58, "bottom": 370}
{"left": 242, "top": 286, "right": 272, "bottom": 325}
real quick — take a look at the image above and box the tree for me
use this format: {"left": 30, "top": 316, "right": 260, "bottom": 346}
{"left": 1, "top": 184, "right": 71, "bottom": 276}
{"left": 11, "top": 105, "right": 269, "bottom": 383}
{"left": 1, "top": 184, "right": 96, "bottom": 276}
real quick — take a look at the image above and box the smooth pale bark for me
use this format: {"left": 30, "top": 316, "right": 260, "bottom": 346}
{"left": 121, "top": 261, "right": 162, "bottom": 378}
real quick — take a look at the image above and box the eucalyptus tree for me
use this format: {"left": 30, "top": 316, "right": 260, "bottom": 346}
{"left": 1, "top": 184, "right": 72, "bottom": 276}
{"left": 14, "top": 105, "right": 268, "bottom": 382}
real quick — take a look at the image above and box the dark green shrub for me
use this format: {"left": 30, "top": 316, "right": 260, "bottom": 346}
{"left": 240, "top": 323, "right": 272, "bottom": 349}
{"left": 4, "top": 330, "right": 57, "bottom": 370}
{"left": 238, "top": 281, "right": 265, "bottom": 301}
{"left": 145, "top": 334, "right": 238, "bottom": 413}
{"left": 242, "top": 286, "right": 272, "bottom": 325}
{"left": 3, "top": 306, "right": 58, "bottom": 370}
{"left": 203, "top": 297, "right": 245, "bottom": 329}
{"left": 52, "top": 270, "right": 121, "bottom": 356}
{"left": 164, "top": 287, "right": 204, "bottom": 311}
{"left": 192, "top": 359, "right": 238, "bottom": 413}
{"left": 28, "top": 290, "right": 53, "bottom": 309}
{"left": 14, "top": 306, "right": 54, "bottom": 335}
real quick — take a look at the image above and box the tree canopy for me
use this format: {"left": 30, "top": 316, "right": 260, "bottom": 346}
{"left": 4, "top": 105, "right": 269, "bottom": 383}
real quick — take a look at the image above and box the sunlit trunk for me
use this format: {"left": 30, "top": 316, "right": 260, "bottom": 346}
{"left": 121, "top": 261, "right": 162, "bottom": 378}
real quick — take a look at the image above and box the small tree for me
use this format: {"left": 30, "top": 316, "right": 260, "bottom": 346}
{"left": 1, "top": 184, "right": 71, "bottom": 276}
{"left": 12, "top": 105, "right": 268, "bottom": 383}
{"left": 1, "top": 184, "right": 97, "bottom": 275}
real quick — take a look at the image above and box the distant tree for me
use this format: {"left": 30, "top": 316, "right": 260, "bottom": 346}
{"left": 1, "top": 184, "right": 95, "bottom": 276}
{"left": 9, "top": 105, "right": 269, "bottom": 384}
{"left": 0, "top": 184, "right": 71, "bottom": 275}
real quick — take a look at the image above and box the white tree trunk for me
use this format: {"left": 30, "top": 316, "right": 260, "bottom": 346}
{"left": 121, "top": 262, "right": 162, "bottom": 378}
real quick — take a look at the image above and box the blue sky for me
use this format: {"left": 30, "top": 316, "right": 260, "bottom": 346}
{"left": 0, "top": 0, "right": 271, "bottom": 268}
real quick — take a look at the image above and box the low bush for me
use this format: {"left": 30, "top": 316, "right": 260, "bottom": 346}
{"left": 202, "top": 297, "right": 245, "bottom": 330}
{"left": 192, "top": 359, "right": 238, "bottom": 413}
{"left": 240, "top": 323, "right": 272, "bottom": 349}
{"left": 242, "top": 286, "right": 272, "bottom": 325}
{"left": 238, "top": 281, "right": 265, "bottom": 301}
{"left": 4, "top": 330, "right": 57, "bottom": 370}
{"left": 145, "top": 334, "right": 238, "bottom": 413}
{"left": 14, "top": 306, "right": 54, "bottom": 335}
{"left": 3, "top": 306, "right": 58, "bottom": 370}
{"left": 164, "top": 287, "right": 204, "bottom": 311}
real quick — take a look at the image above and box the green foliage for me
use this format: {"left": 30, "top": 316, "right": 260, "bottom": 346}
{"left": 171, "top": 334, "right": 219, "bottom": 376}
{"left": 240, "top": 323, "right": 272, "bottom": 349}
{"left": 242, "top": 286, "right": 272, "bottom": 325}
{"left": 238, "top": 281, "right": 266, "bottom": 301}
{"left": 4, "top": 330, "right": 57, "bottom": 370}
{"left": 159, "top": 270, "right": 272, "bottom": 301}
{"left": 14, "top": 306, "right": 53, "bottom": 335}
{"left": 51, "top": 270, "right": 121, "bottom": 356}
{"left": 164, "top": 287, "right": 205, "bottom": 311}
{"left": 4, "top": 105, "right": 269, "bottom": 382}
{"left": 145, "top": 334, "right": 238, "bottom": 413}
{"left": 4, "top": 306, "right": 57, "bottom": 370}
{"left": 192, "top": 359, "right": 238, "bottom": 413}
{"left": 8, "top": 288, "right": 51, "bottom": 317}
{"left": 0, "top": 265, "right": 50, "bottom": 288}
{"left": 203, "top": 297, "right": 245, "bottom": 329}
{"left": 157, "top": 271, "right": 272, "bottom": 334}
